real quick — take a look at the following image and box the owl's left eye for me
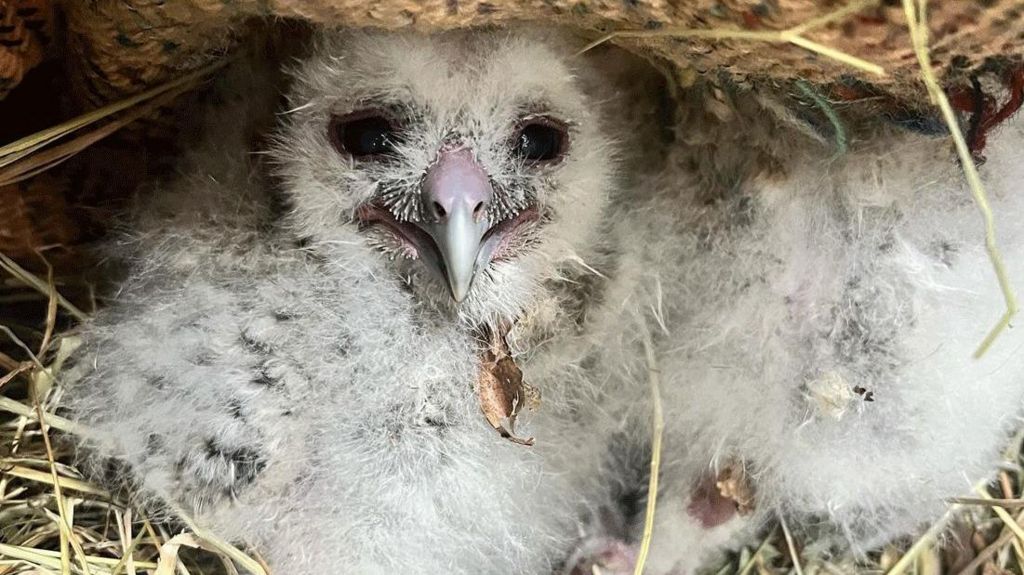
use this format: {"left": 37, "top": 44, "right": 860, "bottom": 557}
{"left": 329, "top": 111, "right": 401, "bottom": 158}
{"left": 512, "top": 117, "right": 569, "bottom": 164}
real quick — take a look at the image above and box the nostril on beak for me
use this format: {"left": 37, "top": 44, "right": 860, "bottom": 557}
{"left": 431, "top": 201, "right": 448, "bottom": 221}
{"left": 415, "top": 147, "right": 495, "bottom": 302}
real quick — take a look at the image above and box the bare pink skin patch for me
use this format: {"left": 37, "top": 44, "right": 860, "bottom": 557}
{"left": 686, "top": 473, "right": 738, "bottom": 529}
{"left": 566, "top": 537, "right": 638, "bottom": 575}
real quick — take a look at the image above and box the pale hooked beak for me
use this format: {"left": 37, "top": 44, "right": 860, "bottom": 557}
{"left": 416, "top": 147, "right": 493, "bottom": 302}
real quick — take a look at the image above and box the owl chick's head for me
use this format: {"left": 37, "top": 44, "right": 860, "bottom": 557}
{"left": 273, "top": 28, "right": 626, "bottom": 323}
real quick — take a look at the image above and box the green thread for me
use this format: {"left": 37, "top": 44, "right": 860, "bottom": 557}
{"left": 795, "top": 79, "right": 848, "bottom": 158}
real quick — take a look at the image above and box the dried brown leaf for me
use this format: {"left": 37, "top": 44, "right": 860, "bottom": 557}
{"left": 476, "top": 326, "right": 534, "bottom": 446}
{"left": 717, "top": 462, "right": 756, "bottom": 516}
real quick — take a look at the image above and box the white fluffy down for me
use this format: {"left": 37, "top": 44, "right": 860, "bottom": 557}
{"left": 634, "top": 106, "right": 1024, "bottom": 572}
{"left": 66, "top": 27, "right": 643, "bottom": 575}
{"left": 64, "top": 24, "right": 1024, "bottom": 575}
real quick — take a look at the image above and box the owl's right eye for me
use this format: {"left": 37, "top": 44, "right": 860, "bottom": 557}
{"left": 329, "top": 112, "right": 401, "bottom": 159}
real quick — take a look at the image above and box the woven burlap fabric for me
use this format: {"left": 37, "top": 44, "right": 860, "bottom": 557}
{"left": 2, "top": 0, "right": 1023, "bottom": 261}
{"left": 0, "top": 0, "right": 52, "bottom": 100}
{"left": 62, "top": 0, "right": 1024, "bottom": 107}
{"left": 0, "top": 0, "right": 57, "bottom": 263}
{"left": 0, "top": 172, "right": 75, "bottom": 261}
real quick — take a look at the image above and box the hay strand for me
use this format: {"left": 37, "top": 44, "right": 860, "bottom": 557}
{"left": 633, "top": 318, "right": 665, "bottom": 575}
{"left": 778, "top": 515, "right": 804, "bottom": 575}
{"left": 1, "top": 465, "right": 109, "bottom": 498}
{"left": 0, "top": 61, "right": 225, "bottom": 166}
{"left": 976, "top": 486, "right": 1024, "bottom": 545}
{"left": 884, "top": 488, "right": 976, "bottom": 575}
{"left": 577, "top": 0, "right": 885, "bottom": 77}
{"left": 950, "top": 496, "right": 1024, "bottom": 509}
{"left": 0, "top": 396, "right": 82, "bottom": 434}
{"left": 33, "top": 383, "right": 93, "bottom": 575}
{"left": 736, "top": 527, "right": 778, "bottom": 575}
{"left": 0, "top": 252, "right": 87, "bottom": 321}
{"left": 166, "top": 505, "right": 268, "bottom": 575}
{"left": 0, "top": 62, "right": 225, "bottom": 187}
{"left": 37, "top": 258, "right": 59, "bottom": 358}
{"left": 899, "top": 0, "right": 1019, "bottom": 358}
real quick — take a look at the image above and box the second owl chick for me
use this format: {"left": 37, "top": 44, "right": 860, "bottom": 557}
{"left": 610, "top": 97, "right": 1024, "bottom": 573}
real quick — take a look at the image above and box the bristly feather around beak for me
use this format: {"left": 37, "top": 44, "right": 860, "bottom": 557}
{"left": 356, "top": 145, "right": 543, "bottom": 304}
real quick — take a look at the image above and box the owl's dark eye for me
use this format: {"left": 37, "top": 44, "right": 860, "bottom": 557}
{"left": 330, "top": 112, "right": 401, "bottom": 158}
{"left": 512, "top": 118, "right": 569, "bottom": 164}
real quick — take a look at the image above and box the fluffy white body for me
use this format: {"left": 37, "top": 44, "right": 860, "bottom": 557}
{"left": 64, "top": 23, "right": 1024, "bottom": 575}
{"left": 67, "top": 27, "right": 663, "bottom": 575}
{"left": 632, "top": 108, "right": 1024, "bottom": 572}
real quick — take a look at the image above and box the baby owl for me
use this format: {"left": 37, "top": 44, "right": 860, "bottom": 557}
{"left": 64, "top": 21, "right": 1024, "bottom": 575}
{"left": 66, "top": 26, "right": 665, "bottom": 574}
